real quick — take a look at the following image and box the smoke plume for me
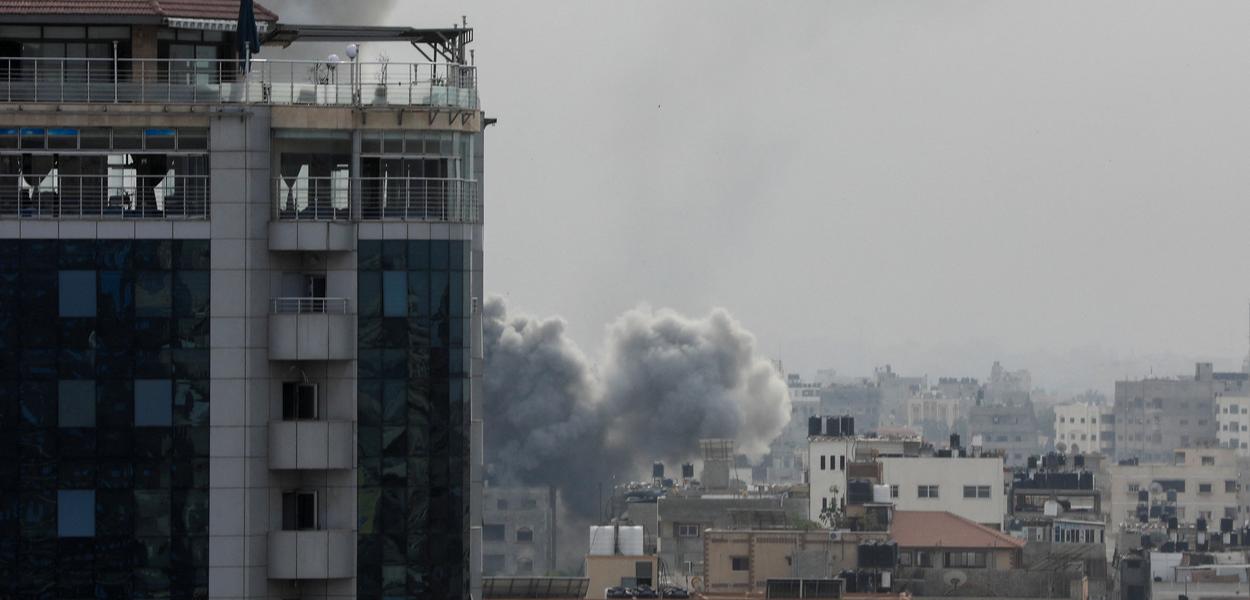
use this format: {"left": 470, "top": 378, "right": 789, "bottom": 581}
{"left": 483, "top": 297, "right": 791, "bottom": 519}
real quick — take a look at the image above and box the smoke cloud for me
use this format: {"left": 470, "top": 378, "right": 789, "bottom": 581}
{"left": 483, "top": 296, "right": 791, "bottom": 519}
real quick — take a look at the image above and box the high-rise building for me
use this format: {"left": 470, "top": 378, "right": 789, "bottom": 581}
{"left": 1112, "top": 363, "right": 1248, "bottom": 462}
{"left": 0, "top": 2, "right": 485, "bottom": 599}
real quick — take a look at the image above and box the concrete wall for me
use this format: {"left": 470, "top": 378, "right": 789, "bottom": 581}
{"left": 701, "top": 530, "right": 874, "bottom": 593}
{"left": 880, "top": 456, "right": 1006, "bottom": 527}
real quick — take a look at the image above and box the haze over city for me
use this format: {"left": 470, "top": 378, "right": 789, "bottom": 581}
{"left": 268, "top": 0, "right": 1250, "bottom": 394}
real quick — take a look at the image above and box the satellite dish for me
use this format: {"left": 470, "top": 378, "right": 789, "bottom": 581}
{"left": 1150, "top": 482, "right": 1164, "bottom": 495}
{"left": 946, "top": 571, "right": 968, "bottom": 588}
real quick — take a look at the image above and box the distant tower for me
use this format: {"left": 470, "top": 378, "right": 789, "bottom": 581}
{"left": 1243, "top": 302, "right": 1250, "bottom": 374}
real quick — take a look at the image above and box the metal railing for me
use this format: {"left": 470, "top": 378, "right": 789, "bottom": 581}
{"left": 360, "top": 176, "right": 480, "bottom": 222}
{"left": 274, "top": 176, "right": 481, "bottom": 223}
{"left": 0, "top": 173, "right": 209, "bottom": 219}
{"left": 270, "top": 297, "right": 350, "bottom": 315}
{"left": 274, "top": 176, "right": 351, "bottom": 221}
{"left": 0, "top": 57, "right": 478, "bottom": 109}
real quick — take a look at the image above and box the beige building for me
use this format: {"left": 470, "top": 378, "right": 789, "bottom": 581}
{"left": 700, "top": 529, "right": 886, "bottom": 595}
{"left": 584, "top": 555, "right": 658, "bottom": 600}
{"left": 1104, "top": 447, "right": 1245, "bottom": 537}
{"left": 879, "top": 455, "right": 1007, "bottom": 529}
{"left": 1054, "top": 402, "right": 1111, "bottom": 455}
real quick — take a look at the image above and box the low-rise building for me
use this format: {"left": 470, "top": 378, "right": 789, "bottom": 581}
{"left": 584, "top": 555, "right": 659, "bottom": 600}
{"left": 700, "top": 529, "right": 888, "bottom": 595}
{"left": 878, "top": 454, "right": 1006, "bottom": 529}
{"left": 1144, "top": 550, "right": 1250, "bottom": 600}
{"left": 656, "top": 492, "right": 809, "bottom": 583}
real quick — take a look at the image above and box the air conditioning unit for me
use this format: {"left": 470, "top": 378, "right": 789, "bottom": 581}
{"left": 829, "top": 530, "right": 842, "bottom": 541}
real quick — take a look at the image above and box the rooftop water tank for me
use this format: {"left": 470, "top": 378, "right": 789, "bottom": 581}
{"left": 873, "top": 484, "right": 892, "bottom": 504}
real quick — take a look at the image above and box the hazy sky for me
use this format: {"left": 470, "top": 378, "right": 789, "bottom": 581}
{"left": 273, "top": 1, "right": 1250, "bottom": 392}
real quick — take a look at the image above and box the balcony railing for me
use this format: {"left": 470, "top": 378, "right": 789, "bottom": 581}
{"left": 0, "top": 58, "right": 478, "bottom": 109}
{"left": 270, "top": 297, "right": 350, "bottom": 314}
{"left": 274, "top": 176, "right": 481, "bottom": 223}
{"left": 0, "top": 173, "right": 209, "bottom": 219}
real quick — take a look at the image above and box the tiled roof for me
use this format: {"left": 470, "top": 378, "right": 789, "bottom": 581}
{"left": 891, "top": 511, "right": 1024, "bottom": 549}
{"left": 0, "top": 0, "right": 278, "bottom": 21}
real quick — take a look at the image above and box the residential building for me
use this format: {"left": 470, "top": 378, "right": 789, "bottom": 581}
{"left": 1112, "top": 363, "right": 1248, "bottom": 462}
{"left": 819, "top": 381, "right": 883, "bottom": 434}
{"left": 904, "top": 392, "right": 962, "bottom": 441}
{"left": 700, "top": 529, "right": 888, "bottom": 595}
{"left": 874, "top": 365, "right": 926, "bottom": 428}
{"left": 892, "top": 511, "right": 1023, "bottom": 571}
{"left": 1216, "top": 394, "right": 1250, "bottom": 457}
{"left": 1007, "top": 454, "right": 1108, "bottom": 596}
{"left": 656, "top": 492, "right": 808, "bottom": 582}
{"left": 764, "top": 372, "right": 822, "bottom": 483}
{"left": 482, "top": 487, "right": 557, "bottom": 576}
{"left": 1104, "top": 448, "right": 1245, "bottom": 540}
{"left": 0, "top": 3, "right": 485, "bottom": 598}
{"left": 984, "top": 361, "right": 1032, "bottom": 406}
{"left": 878, "top": 454, "right": 1007, "bottom": 529}
{"left": 968, "top": 401, "right": 1041, "bottom": 467}
{"left": 1144, "top": 550, "right": 1250, "bottom": 600}
{"left": 808, "top": 431, "right": 858, "bottom": 521}
{"left": 584, "top": 555, "right": 658, "bottom": 600}
{"left": 1054, "top": 402, "right": 1111, "bottom": 455}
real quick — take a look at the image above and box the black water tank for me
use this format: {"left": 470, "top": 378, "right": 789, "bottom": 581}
{"left": 1138, "top": 490, "right": 1149, "bottom": 502}
{"left": 950, "top": 433, "right": 961, "bottom": 450}
{"left": 826, "top": 416, "right": 841, "bottom": 437}
{"left": 681, "top": 463, "right": 694, "bottom": 478}
{"left": 842, "top": 415, "right": 855, "bottom": 436}
{"left": 1074, "top": 454, "right": 1085, "bottom": 467}
{"left": 809, "top": 416, "right": 823, "bottom": 437}
{"left": 1080, "top": 472, "right": 1093, "bottom": 490}
{"left": 1168, "top": 517, "right": 1178, "bottom": 530}
{"left": 1140, "top": 534, "right": 1152, "bottom": 548}
{"left": 1167, "top": 490, "right": 1177, "bottom": 503}
{"left": 1221, "top": 518, "right": 1234, "bottom": 533}
{"left": 1027, "top": 456, "right": 1038, "bottom": 470}
{"left": 652, "top": 462, "right": 664, "bottom": 479}
{"left": 1197, "top": 518, "right": 1207, "bottom": 532}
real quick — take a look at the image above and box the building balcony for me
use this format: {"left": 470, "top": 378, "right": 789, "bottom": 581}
{"left": 268, "top": 529, "right": 356, "bottom": 580}
{"left": 272, "top": 176, "right": 481, "bottom": 224}
{"left": 268, "top": 298, "right": 355, "bottom": 361}
{"left": 0, "top": 58, "right": 478, "bottom": 110}
{"left": 269, "top": 420, "right": 354, "bottom": 470}
{"left": 0, "top": 173, "right": 209, "bottom": 220}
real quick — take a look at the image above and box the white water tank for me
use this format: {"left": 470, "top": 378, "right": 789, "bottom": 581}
{"left": 872, "top": 484, "right": 892, "bottom": 503}
{"left": 588, "top": 525, "right": 646, "bottom": 555}
{"left": 1043, "top": 500, "right": 1059, "bottom": 517}
{"left": 617, "top": 526, "right": 645, "bottom": 555}
{"left": 588, "top": 526, "right": 617, "bottom": 556}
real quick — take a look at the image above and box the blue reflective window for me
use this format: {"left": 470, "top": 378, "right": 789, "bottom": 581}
{"left": 134, "top": 379, "right": 172, "bottom": 426}
{"left": 57, "top": 490, "right": 95, "bottom": 537}
{"left": 135, "top": 271, "right": 172, "bottom": 317}
{"left": 383, "top": 271, "right": 407, "bottom": 317}
{"left": 57, "top": 380, "right": 95, "bottom": 427}
{"left": 58, "top": 271, "right": 96, "bottom": 317}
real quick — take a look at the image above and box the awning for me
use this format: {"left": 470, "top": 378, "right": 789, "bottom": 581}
{"left": 165, "top": 17, "right": 271, "bottom": 34}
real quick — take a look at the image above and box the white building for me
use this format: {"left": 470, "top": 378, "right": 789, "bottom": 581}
{"left": 1217, "top": 395, "right": 1250, "bottom": 456}
{"left": 1054, "top": 402, "right": 1110, "bottom": 455}
{"left": 879, "top": 455, "right": 1007, "bottom": 528}
{"left": 807, "top": 435, "right": 856, "bottom": 522}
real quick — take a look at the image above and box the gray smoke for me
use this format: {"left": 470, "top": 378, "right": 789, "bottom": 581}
{"left": 260, "top": 0, "right": 400, "bottom": 26}
{"left": 483, "top": 297, "right": 791, "bottom": 519}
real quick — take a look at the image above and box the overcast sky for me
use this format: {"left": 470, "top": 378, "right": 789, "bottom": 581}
{"left": 272, "top": 1, "right": 1250, "bottom": 392}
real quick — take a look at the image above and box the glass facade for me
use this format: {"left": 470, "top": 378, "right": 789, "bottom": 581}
{"left": 357, "top": 239, "right": 471, "bottom": 599}
{"left": 0, "top": 238, "right": 210, "bottom": 599}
